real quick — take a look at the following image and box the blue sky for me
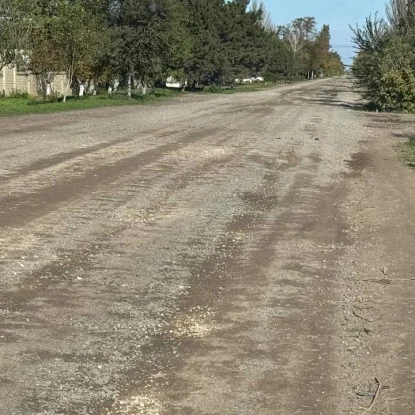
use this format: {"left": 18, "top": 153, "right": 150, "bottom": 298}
{"left": 262, "top": 0, "right": 387, "bottom": 65}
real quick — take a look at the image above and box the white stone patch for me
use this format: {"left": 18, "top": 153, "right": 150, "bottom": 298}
{"left": 170, "top": 307, "right": 215, "bottom": 338}
{"left": 112, "top": 395, "right": 162, "bottom": 415}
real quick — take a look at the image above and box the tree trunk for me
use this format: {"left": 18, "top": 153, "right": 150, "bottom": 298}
{"left": 293, "top": 50, "right": 297, "bottom": 76}
{"left": 63, "top": 74, "right": 71, "bottom": 103}
{"left": 127, "top": 74, "right": 132, "bottom": 98}
{"left": 89, "top": 80, "right": 96, "bottom": 95}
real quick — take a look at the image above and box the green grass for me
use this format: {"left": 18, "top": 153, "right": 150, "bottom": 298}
{"left": 0, "top": 88, "right": 178, "bottom": 117}
{"left": 0, "top": 80, "right": 303, "bottom": 117}
{"left": 200, "top": 81, "right": 296, "bottom": 95}
{"left": 396, "top": 137, "right": 415, "bottom": 168}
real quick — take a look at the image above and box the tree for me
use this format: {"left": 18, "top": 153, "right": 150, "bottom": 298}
{"left": 240, "top": 2, "right": 273, "bottom": 77}
{"left": 107, "top": 0, "right": 190, "bottom": 97}
{"left": 29, "top": 0, "right": 106, "bottom": 101}
{"left": 386, "top": 0, "right": 415, "bottom": 33}
{"left": 1, "top": 0, "right": 344, "bottom": 98}
{"left": 351, "top": 1, "right": 415, "bottom": 111}
{"left": 184, "top": 0, "right": 228, "bottom": 86}
{"left": 321, "top": 51, "right": 344, "bottom": 77}
{"left": 280, "top": 17, "right": 317, "bottom": 75}
{"left": 350, "top": 14, "right": 388, "bottom": 53}
{"left": 306, "top": 24, "right": 330, "bottom": 78}
{"left": 0, "top": 0, "right": 35, "bottom": 70}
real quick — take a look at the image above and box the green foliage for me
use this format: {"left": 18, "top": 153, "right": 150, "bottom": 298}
{"left": 376, "top": 36, "right": 415, "bottom": 111}
{"left": 321, "top": 51, "right": 344, "bottom": 76}
{"left": 351, "top": 4, "right": 415, "bottom": 112}
{"left": 396, "top": 135, "right": 415, "bottom": 168}
{"left": 27, "top": 0, "right": 107, "bottom": 100}
{"left": 0, "top": 88, "right": 178, "bottom": 116}
{"left": 29, "top": 92, "right": 61, "bottom": 104}
{"left": 0, "top": 0, "right": 37, "bottom": 70}
{"left": 278, "top": 16, "right": 343, "bottom": 77}
{"left": 350, "top": 14, "right": 388, "bottom": 53}
{"left": 8, "top": 90, "right": 30, "bottom": 99}
{"left": 203, "top": 85, "right": 223, "bottom": 93}
{"left": 0, "top": 89, "right": 30, "bottom": 99}
{"left": 1, "top": 0, "right": 344, "bottom": 100}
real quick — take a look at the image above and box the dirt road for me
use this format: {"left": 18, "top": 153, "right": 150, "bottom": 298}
{"left": 1, "top": 79, "right": 415, "bottom": 414}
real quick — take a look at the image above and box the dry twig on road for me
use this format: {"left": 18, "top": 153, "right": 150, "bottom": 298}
{"left": 360, "top": 378, "right": 381, "bottom": 415}
{"left": 353, "top": 310, "right": 372, "bottom": 322}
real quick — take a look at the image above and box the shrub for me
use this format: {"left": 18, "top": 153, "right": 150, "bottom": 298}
{"left": 29, "top": 92, "right": 61, "bottom": 105}
{"left": 352, "top": 22, "right": 415, "bottom": 112}
{"left": 0, "top": 89, "right": 30, "bottom": 99}
{"left": 9, "top": 90, "right": 30, "bottom": 99}
{"left": 203, "top": 84, "right": 222, "bottom": 93}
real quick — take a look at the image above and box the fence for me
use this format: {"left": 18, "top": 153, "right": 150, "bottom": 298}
{"left": 1, "top": 66, "right": 69, "bottom": 97}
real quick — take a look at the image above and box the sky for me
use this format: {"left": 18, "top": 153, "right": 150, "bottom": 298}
{"left": 262, "top": 0, "right": 387, "bottom": 65}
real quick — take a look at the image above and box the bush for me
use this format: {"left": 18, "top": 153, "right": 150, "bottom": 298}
{"left": 29, "top": 92, "right": 61, "bottom": 105}
{"left": 0, "top": 89, "right": 30, "bottom": 99}
{"left": 377, "top": 67, "right": 415, "bottom": 112}
{"left": 352, "top": 30, "right": 415, "bottom": 112}
{"left": 9, "top": 90, "right": 30, "bottom": 99}
{"left": 263, "top": 72, "right": 282, "bottom": 82}
{"left": 263, "top": 72, "right": 307, "bottom": 83}
{"left": 203, "top": 84, "right": 222, "bottom": 93}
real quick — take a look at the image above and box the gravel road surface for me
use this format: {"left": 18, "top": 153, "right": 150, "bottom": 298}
{"left": 1, "top": 79, "right": 415, "bottom": 414}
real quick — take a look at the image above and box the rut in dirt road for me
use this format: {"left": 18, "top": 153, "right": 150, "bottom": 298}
{"left": 1, "top": 79, "right": 415, "bottom": 415}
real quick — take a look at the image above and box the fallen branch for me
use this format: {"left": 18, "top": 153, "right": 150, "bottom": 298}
{"left": 362, "top": 278, "right": 391, "bottom": 285}
{"left": 360, "top": 378, "right": 381, "bottom": 415}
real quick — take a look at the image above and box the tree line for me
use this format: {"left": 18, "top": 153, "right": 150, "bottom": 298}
{"left": 0, "top": 0, "right": 344, "bottom": 100}
{"left": 351, "top": 0, "right": 415, "bottom": 111}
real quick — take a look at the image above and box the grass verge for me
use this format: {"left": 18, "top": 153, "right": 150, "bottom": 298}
{"left": 396, "top": 136, "right": 415, "bottom": 168}
{"left": 0, "top": 79, "right": 306, "bottom": 117}
{"left": 0, "top": 88, "right": 178, "bottom": 117}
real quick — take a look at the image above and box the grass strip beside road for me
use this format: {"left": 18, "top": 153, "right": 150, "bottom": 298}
{"left": 397, "top": 136, "right": 415, "bottom": 168}
{"left": 0, "top": 89, "right": 177, "bottom": 117}
{"left": 0, "top": 81, "right": 297, "bottom": 117}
